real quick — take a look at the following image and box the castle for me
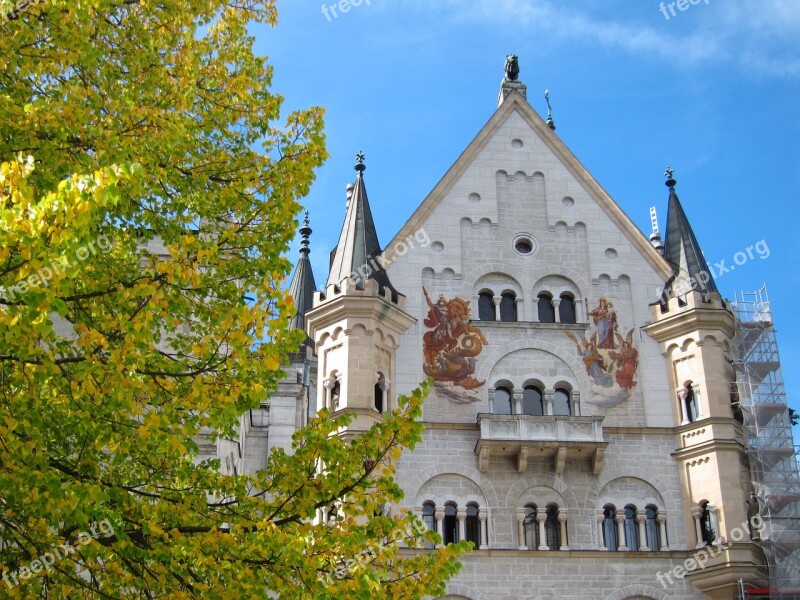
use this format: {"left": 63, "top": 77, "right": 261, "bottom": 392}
{"left": 234, "top": 60, "right": 800, "bottom": 600}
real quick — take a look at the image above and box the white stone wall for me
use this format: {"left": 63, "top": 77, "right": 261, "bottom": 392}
{"left": 381, "top": 100, "right": 701, "bottom": 598}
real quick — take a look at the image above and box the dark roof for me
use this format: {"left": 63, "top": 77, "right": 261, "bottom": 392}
{"left": 662, "top": 176, "right": 718, "bottom": 298}
{"left": 288, "top": 214, "right": 317, "bottom": 345}
{"left": 326, "top": 158, "right": 397, "bottom": 296}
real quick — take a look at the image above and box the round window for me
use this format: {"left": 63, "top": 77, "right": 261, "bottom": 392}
{"left": 512, "top": 234, "right": 538, "bottom": 256}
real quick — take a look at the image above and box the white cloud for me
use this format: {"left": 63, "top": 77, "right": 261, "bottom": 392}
{"left": 391, "top": 0, "right": 800, "bottom": 78}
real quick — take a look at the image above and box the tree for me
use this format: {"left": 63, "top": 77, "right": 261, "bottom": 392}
{"left": 0, "top": 0, "right": 466, "bottom": 597}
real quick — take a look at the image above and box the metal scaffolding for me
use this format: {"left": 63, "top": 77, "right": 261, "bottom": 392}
{"left": 731, "top": 285, "right": 800, "bottom": 599}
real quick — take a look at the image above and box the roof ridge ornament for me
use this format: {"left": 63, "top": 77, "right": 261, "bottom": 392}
{"left": 355, "top": 151, "right": 366, "bottom": 173}
{"left": 545, "top": 89, "right": 556, "bottom": 131}
{"left": 299, "top": 210, "right": 312, "bottom": 255}
{"left": 498, "top": 54, "right": 527, "bottom": 107}
{"left": 504, "top": 54, "right": 520, "bottom": 82}
{"left": 664, "top": 166, "right": 676, "bottom": 189}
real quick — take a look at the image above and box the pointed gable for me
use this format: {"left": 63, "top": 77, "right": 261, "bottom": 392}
{"left": 384, "top": 92, "right": 671, "bottom": 280}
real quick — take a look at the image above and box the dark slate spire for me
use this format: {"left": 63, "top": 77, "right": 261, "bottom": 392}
{"left": 662, "top": 168, "right": 718, "bottom": 298}
{"left": 288, "top": 211, "right": 317, "bottom": 341}
{"left": 326, "top": 153, "right": 397, "bottom": 295}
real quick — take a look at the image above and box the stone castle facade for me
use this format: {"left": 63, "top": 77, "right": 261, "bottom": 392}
{"left": 230, "top": 66, "right": 797, "bottom": 600}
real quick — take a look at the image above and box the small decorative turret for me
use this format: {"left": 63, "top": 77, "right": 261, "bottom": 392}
{"left": 305, "top": 153, "right": 415, "bottom": 435}
{"left": 287, "top": 211, "right": 317, "bottom": 351}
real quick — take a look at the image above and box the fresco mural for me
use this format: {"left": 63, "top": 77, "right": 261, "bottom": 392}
{"left": 422, "top": 288, "right": 487, "bottom": 403}
{"left": 566, "top": 297, "right": 639, "bottom": 408}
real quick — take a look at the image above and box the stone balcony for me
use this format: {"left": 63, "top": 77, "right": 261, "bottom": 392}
{"left": 474, "top": 414, "right": 607, "bottom": 474}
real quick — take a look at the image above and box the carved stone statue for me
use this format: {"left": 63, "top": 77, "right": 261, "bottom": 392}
{"left": 504, "top": 54, "right": 520, "bottom": 82}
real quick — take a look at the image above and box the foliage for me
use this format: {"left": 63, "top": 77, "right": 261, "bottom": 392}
{"left": 0, "top": 0, "right": 465, "bottom": 597}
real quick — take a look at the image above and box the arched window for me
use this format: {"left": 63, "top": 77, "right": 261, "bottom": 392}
{"left": 553, "top": 388, "right": 571, "bottom": 416}
{"left": 500, "top": 292, "right": 517, "bottom": 322}
{"left": 524, "top": 504, "right": 539, "bottom": 550}
{"left": 624, "top": 505, "right": 639, "bottom": 551}
{"left": 603, "top": 505, "right": 618, "bottom": 551}
{"left": 645, "top": 505, "right": 661, "bottom": 550}
{"left": 478, "top": 292, "right": 495, "bottom": 321}
{"left": 493, "top": 386, "right": 513, "bottom": 415}
{"left": 443, "top": 503, "right": 459, "bottom": 545}
{"left": 545, "top": 504, "right": 561, "bottom": 550}
{"left": 559, "top": 293, "right": 576, "bottom": 324}
{"left": 522, "top": 386, "right": 543, "bottom": 416}
{"left": 422, "top": 501, "right": 437, "bottom": 549}
{"left": 683, "top": 381, "right": 698, "bottom": 423}
{"left": 465, "top": 503, "right": 481, "bottom": 547}
{"left": 327, "top": 503, "right": 339, "bottom": 524}
{"left": 374, "top": 382, "right": 383, "bottom": 413}
{"left": 537, "top": 293, "right": 555, "bottom": 323}
{"left": 330, "top": 380, "right": 341, "bottom": 411}
{"left": 700, "top": 502, "right": 715, "bottom": 546}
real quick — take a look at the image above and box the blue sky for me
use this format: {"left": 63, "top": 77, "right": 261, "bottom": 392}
{"left": 255, "top": 0, "right": 800, "bottom": 436}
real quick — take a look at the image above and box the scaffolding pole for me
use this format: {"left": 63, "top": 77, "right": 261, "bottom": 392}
{"left": 731, "top": 285, "right": 800, "bottom": 599}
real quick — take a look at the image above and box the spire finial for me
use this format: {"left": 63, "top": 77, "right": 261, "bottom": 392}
{"left": 664, "top": 166, "right": 676, "bottom": 189}
{"left": 299, "top": 210, "right": 312, "bottom": 255}
{"left": 355, "top": 151, "right": 366, "bottom": 173}
{"left": 544, "top": 89, "right": 556, "bottom": 131}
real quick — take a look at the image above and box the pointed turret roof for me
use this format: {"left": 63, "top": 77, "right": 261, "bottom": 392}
{"left": 288, "top": 212, "right": 317, "bottom": 342}
{"left": 326, "top": 153, "right": 397, "bottom": 295}
{"left": 662, "top": 169, "right": 718, "bottom": 297}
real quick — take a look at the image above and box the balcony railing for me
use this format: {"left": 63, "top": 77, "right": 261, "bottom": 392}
{"left": 475, "top": 413, "right": 607, "bottom": 474}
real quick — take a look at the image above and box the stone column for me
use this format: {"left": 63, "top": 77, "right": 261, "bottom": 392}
{"left": 434, "top": 508, "right": 445, "bottom": 548}
{"left": 544, "top": 391, "right": 554, "bottom": 416}
{"left": 513, "top": 389, "right": 523, "bottom": 415}
{"left": 479, "top": 508, "right": 489, "bottom": 550}
{"left": 636, "top": 509, "right": 649, "bottom": 551}
{"left": 572, "top": 390, "right": 581, "bottom": 416}
{"left": 516, "top": 297, "right": 525, "bottom": 322}
{"left": 552, "top": 298, "right": 562, "bottom": 323}
{"left": 657, "top": 512, "right": 670, "bottom": 550}
{"left": 558, "top": 509, "right": 569, "bottom": 551}
{"left": 456, "top": 508, "right": 467, "bottom": 544}
{"left": 694, "top": 387, "right": 704, "bottom": 420}
{"left": 537, "top": 507, "right": 548, "bottom": 550}
{"left": 323, "top": 377, "right": 335, "bottom": 410}
{"left": 597, "top": 510, "right": 607, "bottom": 550}
{"left": 677, "top": 387, "right": 690, "bottom": 425}
{"left": 516, "top": 510, "right": 527, "bottom": 550}
{"left": 493, "top": 296, "right": 501, "bottom": 321}
{"left": 381, "top": 377, "right": 391, "bottom": 412}
{"left": 691, "top": 506, "right": 705, "bottom": 548}
{"left": 615, "top": 513, "right": 628, "bottom": 551}
{"left": 707, "top": 502, "right": 719, "bottom": 544}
